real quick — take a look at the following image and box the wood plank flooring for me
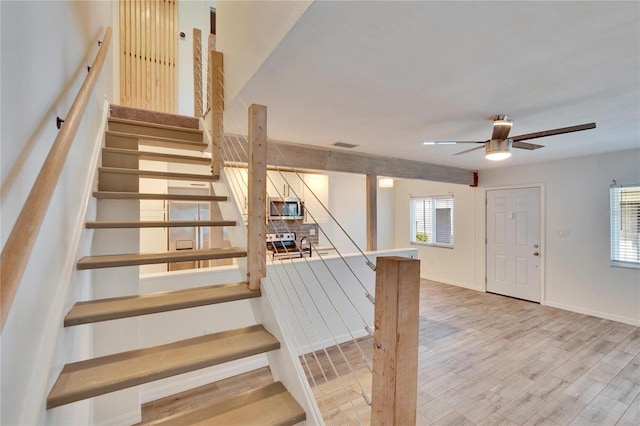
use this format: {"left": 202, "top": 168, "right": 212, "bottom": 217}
{"left": 140, "top": 280, "right": 640, "bottom": 425}
{"left": 305, "top": 280, "right": 640, "bottom": 425}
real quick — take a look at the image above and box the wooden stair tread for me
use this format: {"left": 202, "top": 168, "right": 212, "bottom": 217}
{"left": 77, "top": 248, "right": 247, "bottom": 270}
{"left": 144, "top": 381, "right": 306, "bottom": 426}
{"left": 108, "top": 117, "right": 203, "bottom": 137}
{"left": 103, "top": 147, "right": 211, "bottom": 165}
{"left": 46, "top": 325, "right": 280, "bottom": 409}
{"left": 105, "top": 130, "right": 207, "bottom": 151}
{"left": 65, "top": 282, "right": 259, "bottom": 326}
{"left": 93, "top": 191, "right": 227, "bottom": 201}
{"left": 86, "top": 220, "right": 236, "bottom": 229}
{"left": 99, "top": 167, "right": 218, "bottom": 182}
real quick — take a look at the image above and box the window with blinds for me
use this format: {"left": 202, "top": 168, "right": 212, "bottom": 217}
{"left": 410, "top": 196, "right": 454, "bottom": 247}
{"left": 610, "top": 185, "right": 640, "bottom": 268}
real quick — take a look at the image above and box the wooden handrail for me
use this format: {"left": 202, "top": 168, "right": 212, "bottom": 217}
{"left": 1, "top": 27, "right": 113, "bottom": 329}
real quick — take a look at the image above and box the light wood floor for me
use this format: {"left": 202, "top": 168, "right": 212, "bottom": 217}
{"left": 139, "top": 280, "right": 640, "bottom": 425}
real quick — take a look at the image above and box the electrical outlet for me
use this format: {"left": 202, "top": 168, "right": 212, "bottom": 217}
{"left": 559, "top": 229, "right": 570, "bottom": 237}
{"left": 310, "top": 228, "right": 316, "bottom": 235}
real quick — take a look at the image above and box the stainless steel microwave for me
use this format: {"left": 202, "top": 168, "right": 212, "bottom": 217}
{"left": 268, "top": 197, "right": 304, "bottom": 220}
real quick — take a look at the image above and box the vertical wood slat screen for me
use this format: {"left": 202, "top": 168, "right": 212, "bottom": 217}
{"left": 120, "top": 0, "right": 177, "bottom": 113}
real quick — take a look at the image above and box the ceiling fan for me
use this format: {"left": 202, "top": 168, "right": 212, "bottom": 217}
{"left": 423, "top": 115, "right": 596, "bottom": 160}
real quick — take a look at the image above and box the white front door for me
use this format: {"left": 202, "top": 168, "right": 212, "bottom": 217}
{"left": 486, "top": 187, "right": 541, "bottom": 302}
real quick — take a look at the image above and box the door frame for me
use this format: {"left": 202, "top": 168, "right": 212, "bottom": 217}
{"left": 482, "top": 183, "right": 546, "bottom": 304}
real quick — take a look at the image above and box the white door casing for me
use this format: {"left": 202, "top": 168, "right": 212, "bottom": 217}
{"left": 486, "top": 187, "right": 541, "bottom": 302}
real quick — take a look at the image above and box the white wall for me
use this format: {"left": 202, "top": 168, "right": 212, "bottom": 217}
{"left": 391, "top": 150, "right": 640, "bottom": 326}
{"left": 216, "top": 0, "right": 313, "bottom": 101}
{"left": 479, "top": 149, "right": 640, "bottom": 325}
{"left": 177, "top": 0, "right": 214, "bottom": 116}
{"left": 393, "top": 179, "right": 480, "bottom": 290}
{"left": 320, "top": 171, "right": 396, "bottom": 254}
{"left": 0, "top": 1, "right": 114, "bottom": 424}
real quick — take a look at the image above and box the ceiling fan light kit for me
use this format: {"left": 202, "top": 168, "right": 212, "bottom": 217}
{"left": 485, "top": 138, "right": 513, "bottom": 161}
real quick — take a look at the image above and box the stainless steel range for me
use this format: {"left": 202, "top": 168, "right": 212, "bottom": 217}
{"left": 266, "top": 233, "right": 302, "bottom": 260}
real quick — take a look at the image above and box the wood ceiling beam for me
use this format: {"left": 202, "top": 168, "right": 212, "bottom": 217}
{"left": 222, "top": 135, "right": 475, "bottom": 185}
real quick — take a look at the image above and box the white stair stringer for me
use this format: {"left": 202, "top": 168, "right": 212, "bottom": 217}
{"left": 211, "top": 169, "right": 324, "bottom": 425}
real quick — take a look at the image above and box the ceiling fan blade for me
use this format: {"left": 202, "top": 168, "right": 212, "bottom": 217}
{"left": 512, "top": 141, "right": 545, "bottom": 150}
{"left": 424, "top": 141, "right": 485, "bottom": 145}
{"left": 453, "top": 144, "right": 486, "bottom": 156}
{"left": 511, "top": 123, "right": 596, "bottom": 142}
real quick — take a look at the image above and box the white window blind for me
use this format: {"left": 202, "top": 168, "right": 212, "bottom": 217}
{"left": 410, "top": 196, "right": 454, "bottom": 247}
{"left": 610, "top": 185, "right": 640, "bottom": 268}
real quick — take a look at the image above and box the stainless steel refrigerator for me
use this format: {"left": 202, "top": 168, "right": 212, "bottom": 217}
{"left": 168, "top": 202, "right": 210, "bottom": 271}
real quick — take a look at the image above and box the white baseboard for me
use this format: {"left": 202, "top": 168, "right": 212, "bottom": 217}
{"left": 96, "top": 410, "right": 141, "bottom": 426}
{"left": 544, "top": 300, "right": 640, "bottom": 327}
{"left": 421, "top": 275, "right": 484, "bottom": 292}
{"left": 139, "top": 355, "right": 269, "bottom": 403}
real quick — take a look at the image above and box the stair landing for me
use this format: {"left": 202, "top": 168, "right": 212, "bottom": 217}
{"left": 110, "top": 105, "right": 199, "bottom": 129}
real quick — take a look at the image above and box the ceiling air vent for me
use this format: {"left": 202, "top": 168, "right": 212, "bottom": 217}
{"left": 332, "top": 141, "right": 359, "bottom": 149}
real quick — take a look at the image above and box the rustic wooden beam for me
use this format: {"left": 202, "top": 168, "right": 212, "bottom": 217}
{"left": 247, "top": 105, "right": 268, "bottom": 291}
{"left": 366, "top": 174, "right": 377, "bottom": 251}
{"left": 223, "top": 136, "right": 475, "bottom": 185}
{"left": 371, "top": 256, "right": 420, "bottom": 425}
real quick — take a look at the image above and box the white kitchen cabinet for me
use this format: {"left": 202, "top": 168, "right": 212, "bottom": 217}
{"left": 266, "top": 170, "right": 303, "bottom": 199}
{"left": 302, "top": 173, "right": 329, "bottom": 224}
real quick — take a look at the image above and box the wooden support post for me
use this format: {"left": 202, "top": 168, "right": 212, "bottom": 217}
{"left": 209, "top": 50, "right": 224, "bottom": 177}
{"left": 192, "top": 28, "right": 203, "bottom": 117}
{"left": 366, "top": 174, "right": 377, "bottom": 251}
{"left": 247, "top": 104, "right": 267, "bottom": 291}
{"left": 371, "top": 256, "right": 420, "bottom": 426}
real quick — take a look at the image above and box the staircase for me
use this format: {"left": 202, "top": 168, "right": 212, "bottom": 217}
{"left": 47, "top": 106, "right": 306, "bottom": 425}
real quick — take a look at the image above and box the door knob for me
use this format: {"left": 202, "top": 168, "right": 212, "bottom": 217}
{"left": 533, "top": 252, "right": 540, "bottom": 256}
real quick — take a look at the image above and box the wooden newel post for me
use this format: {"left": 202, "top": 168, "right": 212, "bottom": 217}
{"left": 371, "top": 256, "right": 420, "bottom": 425}
{"left": 209, "top": 50, "right": 224, "bottom": 177}
{"left": 247, "top": 104, "right": 267, "bottom": 291}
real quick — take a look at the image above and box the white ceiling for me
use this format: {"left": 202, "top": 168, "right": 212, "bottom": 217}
{"left": 228, "top": 1, "right": 640, "bottom": 171}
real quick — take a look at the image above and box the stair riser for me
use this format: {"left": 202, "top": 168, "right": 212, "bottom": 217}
{"left": 102, "top": 150, "right": 139, "bottom": 169}
{"left": 98, "top": 171, "right": 139, "bottom": 192}
{"left": 100, "top": 169, "right": 216, "bottom": 181}
{"left": 98, "top": 172, "right": 215, "bottom": 194}
{"left": 108, "top": 120, "right": 203, "bottom": 142}
{"left": 106, "top": 132, "right": 207, "bottom": 152}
